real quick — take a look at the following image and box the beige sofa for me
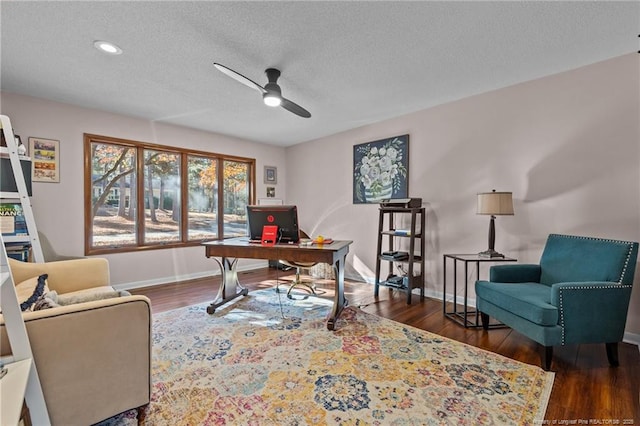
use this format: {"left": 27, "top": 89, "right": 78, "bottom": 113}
{"left": 1, "top": 258, "right": 152, "bottom": 425}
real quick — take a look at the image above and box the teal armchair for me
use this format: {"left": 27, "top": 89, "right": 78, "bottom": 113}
{"left": 475, "top": 234, "right": 638, "bottom": 370}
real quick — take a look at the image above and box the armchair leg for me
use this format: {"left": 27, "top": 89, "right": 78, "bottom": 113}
{"left": 137, "top": 404, "right": 149, "bottom": 425}
{"left": 541, "top": 346, "right": 553, "bottom": 371}
{"left": 605, "top": 342, "right": 619, "bottom": 367}
{"left": 480, "top": 312, "right": 490, "bottom": 330}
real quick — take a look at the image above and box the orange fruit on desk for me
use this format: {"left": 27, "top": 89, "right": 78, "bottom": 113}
{"left": 316, "top": 235, "right": 324, "bottom": 244}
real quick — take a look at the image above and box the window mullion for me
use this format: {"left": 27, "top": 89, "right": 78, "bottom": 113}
{"left": 180, "top": 153, "right": 188, "bottom": 243}
{"left": 136, "top": 146, "right": 145, "bottom": 247}
{"left": 217, "top": 158, "right": 224, "bottom": 239}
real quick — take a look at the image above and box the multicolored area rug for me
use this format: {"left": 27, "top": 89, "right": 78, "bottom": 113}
{"left": 107, "top": 290, "right": 554, "bottom": 425}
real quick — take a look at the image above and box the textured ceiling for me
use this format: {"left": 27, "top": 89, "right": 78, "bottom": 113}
{"left": 1, "top": 1, "right": 637, "bottom": 146}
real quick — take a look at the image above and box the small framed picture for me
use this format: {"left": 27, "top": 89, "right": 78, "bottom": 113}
{"left": 15, "top": 135, "right": 27, "bottom": 155}
{"left": 266, "top": 186, "right": 276, "bottom": 197}
{"left": 264, "top": 166, "right": 277, "bottom": 184}
{"left": 29, "top": 137, "right": 60, "bottom": 183}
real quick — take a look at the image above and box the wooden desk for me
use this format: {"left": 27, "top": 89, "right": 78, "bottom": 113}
{"left": 202, "top": 238, "right": 353, "bottom": 330}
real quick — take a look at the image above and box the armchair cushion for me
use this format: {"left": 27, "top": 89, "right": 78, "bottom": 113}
{"left": 475, "top": 281, "right": 558, "bottom": 325}
{"left": 34, "top": 287, "right": 131, "bottom": 310}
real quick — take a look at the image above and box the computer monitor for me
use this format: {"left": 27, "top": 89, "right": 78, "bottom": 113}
{"left": 246, "top": 205, "right": 300, "bottom": 243}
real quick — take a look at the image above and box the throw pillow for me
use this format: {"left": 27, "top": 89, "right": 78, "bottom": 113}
{"left": 56, "top": 289, "right": 130, "bottom": 306}
{"left": 15, "top": 274, "right": 49, "bottom": 312}
{"left": 33, "top": 291, "right": 60, "bottom": 310}
{"left": 33, "top": 288, "right": 131, "bottom": 310}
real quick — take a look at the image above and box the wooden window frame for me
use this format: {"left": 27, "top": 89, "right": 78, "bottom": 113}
{"left": 84, "top": 133, "right": 256, "bottom": 255}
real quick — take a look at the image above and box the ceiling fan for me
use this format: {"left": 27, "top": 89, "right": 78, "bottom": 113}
{"left": 213, "top": 63, "right": 311, "bottom": 118}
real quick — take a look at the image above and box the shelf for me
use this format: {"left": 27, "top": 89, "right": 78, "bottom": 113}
{"left": 379, "top": 206, "right": 422, "bottom": 213}
{"left": 0, "top": 152, "right": 31, "bottom": 161}
{"left": 381, "top": 231, "right": 422, "bottom": 238}
{"left": 2, "top": 235, "right": 30, "bottom": 244}
{"left": 379, "top": 254, "right": 422, "bottom": 262}
{"left": 0, "top": 192, "right": 23, "bottom": 199}
{"left": 375, "top": 205, "right": 426, "bottom": 304}
{"left": 0, "top": 358, "right": 32, "bottom": 426}
{"left": 378, "top": 280, "right": 407, "bottom": 290}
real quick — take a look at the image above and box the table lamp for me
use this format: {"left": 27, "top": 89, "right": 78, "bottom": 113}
{"left": 477, "top": 190, "right": 514, "bottom": 258}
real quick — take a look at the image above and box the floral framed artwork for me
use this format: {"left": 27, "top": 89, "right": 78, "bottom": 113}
{"left": 28, "top": 137, "right": 60, "bottom": 183}
{"left": 264, "top": 166, "right": 277, "bottom": 184}
{"left": 353, "top": 134, "right": 408, "bottom": 204}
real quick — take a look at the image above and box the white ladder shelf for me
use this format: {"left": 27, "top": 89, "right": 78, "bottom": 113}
{"left": 0, "top": 115, "right": 50, "bottom": 424}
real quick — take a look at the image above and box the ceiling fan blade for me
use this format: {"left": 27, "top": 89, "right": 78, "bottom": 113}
{"left": 281, "top": 97, "right": 311, "bottom": 118}
{"left": 213, "top": 63, "right": 266, "bottom": 93}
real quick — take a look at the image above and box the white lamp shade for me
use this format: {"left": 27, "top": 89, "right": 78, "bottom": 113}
{"left": 477, "top": 191, "right": 514, "bottom": 215}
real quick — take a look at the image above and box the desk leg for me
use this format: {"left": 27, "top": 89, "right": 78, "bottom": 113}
{"left": 206, "top": 257, "right": 249, "bottom": 314}
{"left": 326, "top": 255, "right": 348, "bottom": 331}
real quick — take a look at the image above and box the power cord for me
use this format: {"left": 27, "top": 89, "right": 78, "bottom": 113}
{"left": 275, "top": 262, "right": 288, "bottom": 320}
{"left": 273, "top": 230, "right": 287, "bottom": 320}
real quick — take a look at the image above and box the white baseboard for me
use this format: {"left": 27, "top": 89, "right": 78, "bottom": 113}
{"left": 623, "top": 332, "right": 640, "bottom": 348}
{"left": 113, "top": 262, "right": 268, "bottom": 291}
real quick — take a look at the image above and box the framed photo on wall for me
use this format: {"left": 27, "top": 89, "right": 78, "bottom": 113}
{"left": 264, "top": 165, "right": 277, "bottom": 184}
{"left": 353, "top": 134, "right": 409, "bottom": 204}
{"left": 266, "top": 186, "right": 276, "bottom": 197}
{"left": 29, "top": 137, "right": 60, "bottom": 183}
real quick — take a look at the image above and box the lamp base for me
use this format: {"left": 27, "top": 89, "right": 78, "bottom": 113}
{"left": 478, "top": 249, "right": 505, "bottom": 258}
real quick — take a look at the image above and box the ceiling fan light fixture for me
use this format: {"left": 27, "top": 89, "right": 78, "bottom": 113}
{"left": 263, "top": 93, "right": 281, "bottom": 107}
{"left": 213, "top": 63, "right": 310, "bottom": 117}
{"left": 94, "top": 40, "right": 122, "bottom": 55}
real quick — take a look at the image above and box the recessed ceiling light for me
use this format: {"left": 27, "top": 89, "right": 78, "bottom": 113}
{"left": 94, "top": 40, "right": 122, "bottom": 55}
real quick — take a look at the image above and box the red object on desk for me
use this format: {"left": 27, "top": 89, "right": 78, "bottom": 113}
{"left": 261, "top": 225, "right": 278, "bottom": 246}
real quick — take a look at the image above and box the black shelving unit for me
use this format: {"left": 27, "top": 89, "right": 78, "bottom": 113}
{"left": 374, "top": 206, "right": 425, "bottom": 304}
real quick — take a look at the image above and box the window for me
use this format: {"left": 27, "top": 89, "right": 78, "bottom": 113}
{"left": 84, "top": 134, "right": 255, "bottom": 254}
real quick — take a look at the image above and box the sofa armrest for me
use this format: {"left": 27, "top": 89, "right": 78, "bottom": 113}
{"left": 489, "top": 264, "right": 541, "bottom": 283}
{"left": 8, "top": 257, "right": 110, "bottom": 293}
{"left": 0, "top": 295, "right": 151, "bottom": 425}
{"left": 550, "top": 281, "right": 632, "bottom": 344}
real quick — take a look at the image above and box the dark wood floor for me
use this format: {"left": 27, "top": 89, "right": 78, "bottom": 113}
{"left": 131, "top": 267, "right": 640, "bottom": 423}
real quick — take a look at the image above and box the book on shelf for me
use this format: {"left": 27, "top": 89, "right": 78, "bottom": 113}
{"left": 0, "top": 203, "right": 28, "bottom": 236}
{"left": 392, "top": 229, "right": 412, "bottom": 236}
{"left": 5, "top": 243, "right": 31, "bottom": 262}
{"left": 381, "top": 250, "right": 409, "bottom": 261}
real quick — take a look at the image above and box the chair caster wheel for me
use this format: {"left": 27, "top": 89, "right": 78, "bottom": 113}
{"left": 206, "top": 305, "right": 215, "bottom": 315}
